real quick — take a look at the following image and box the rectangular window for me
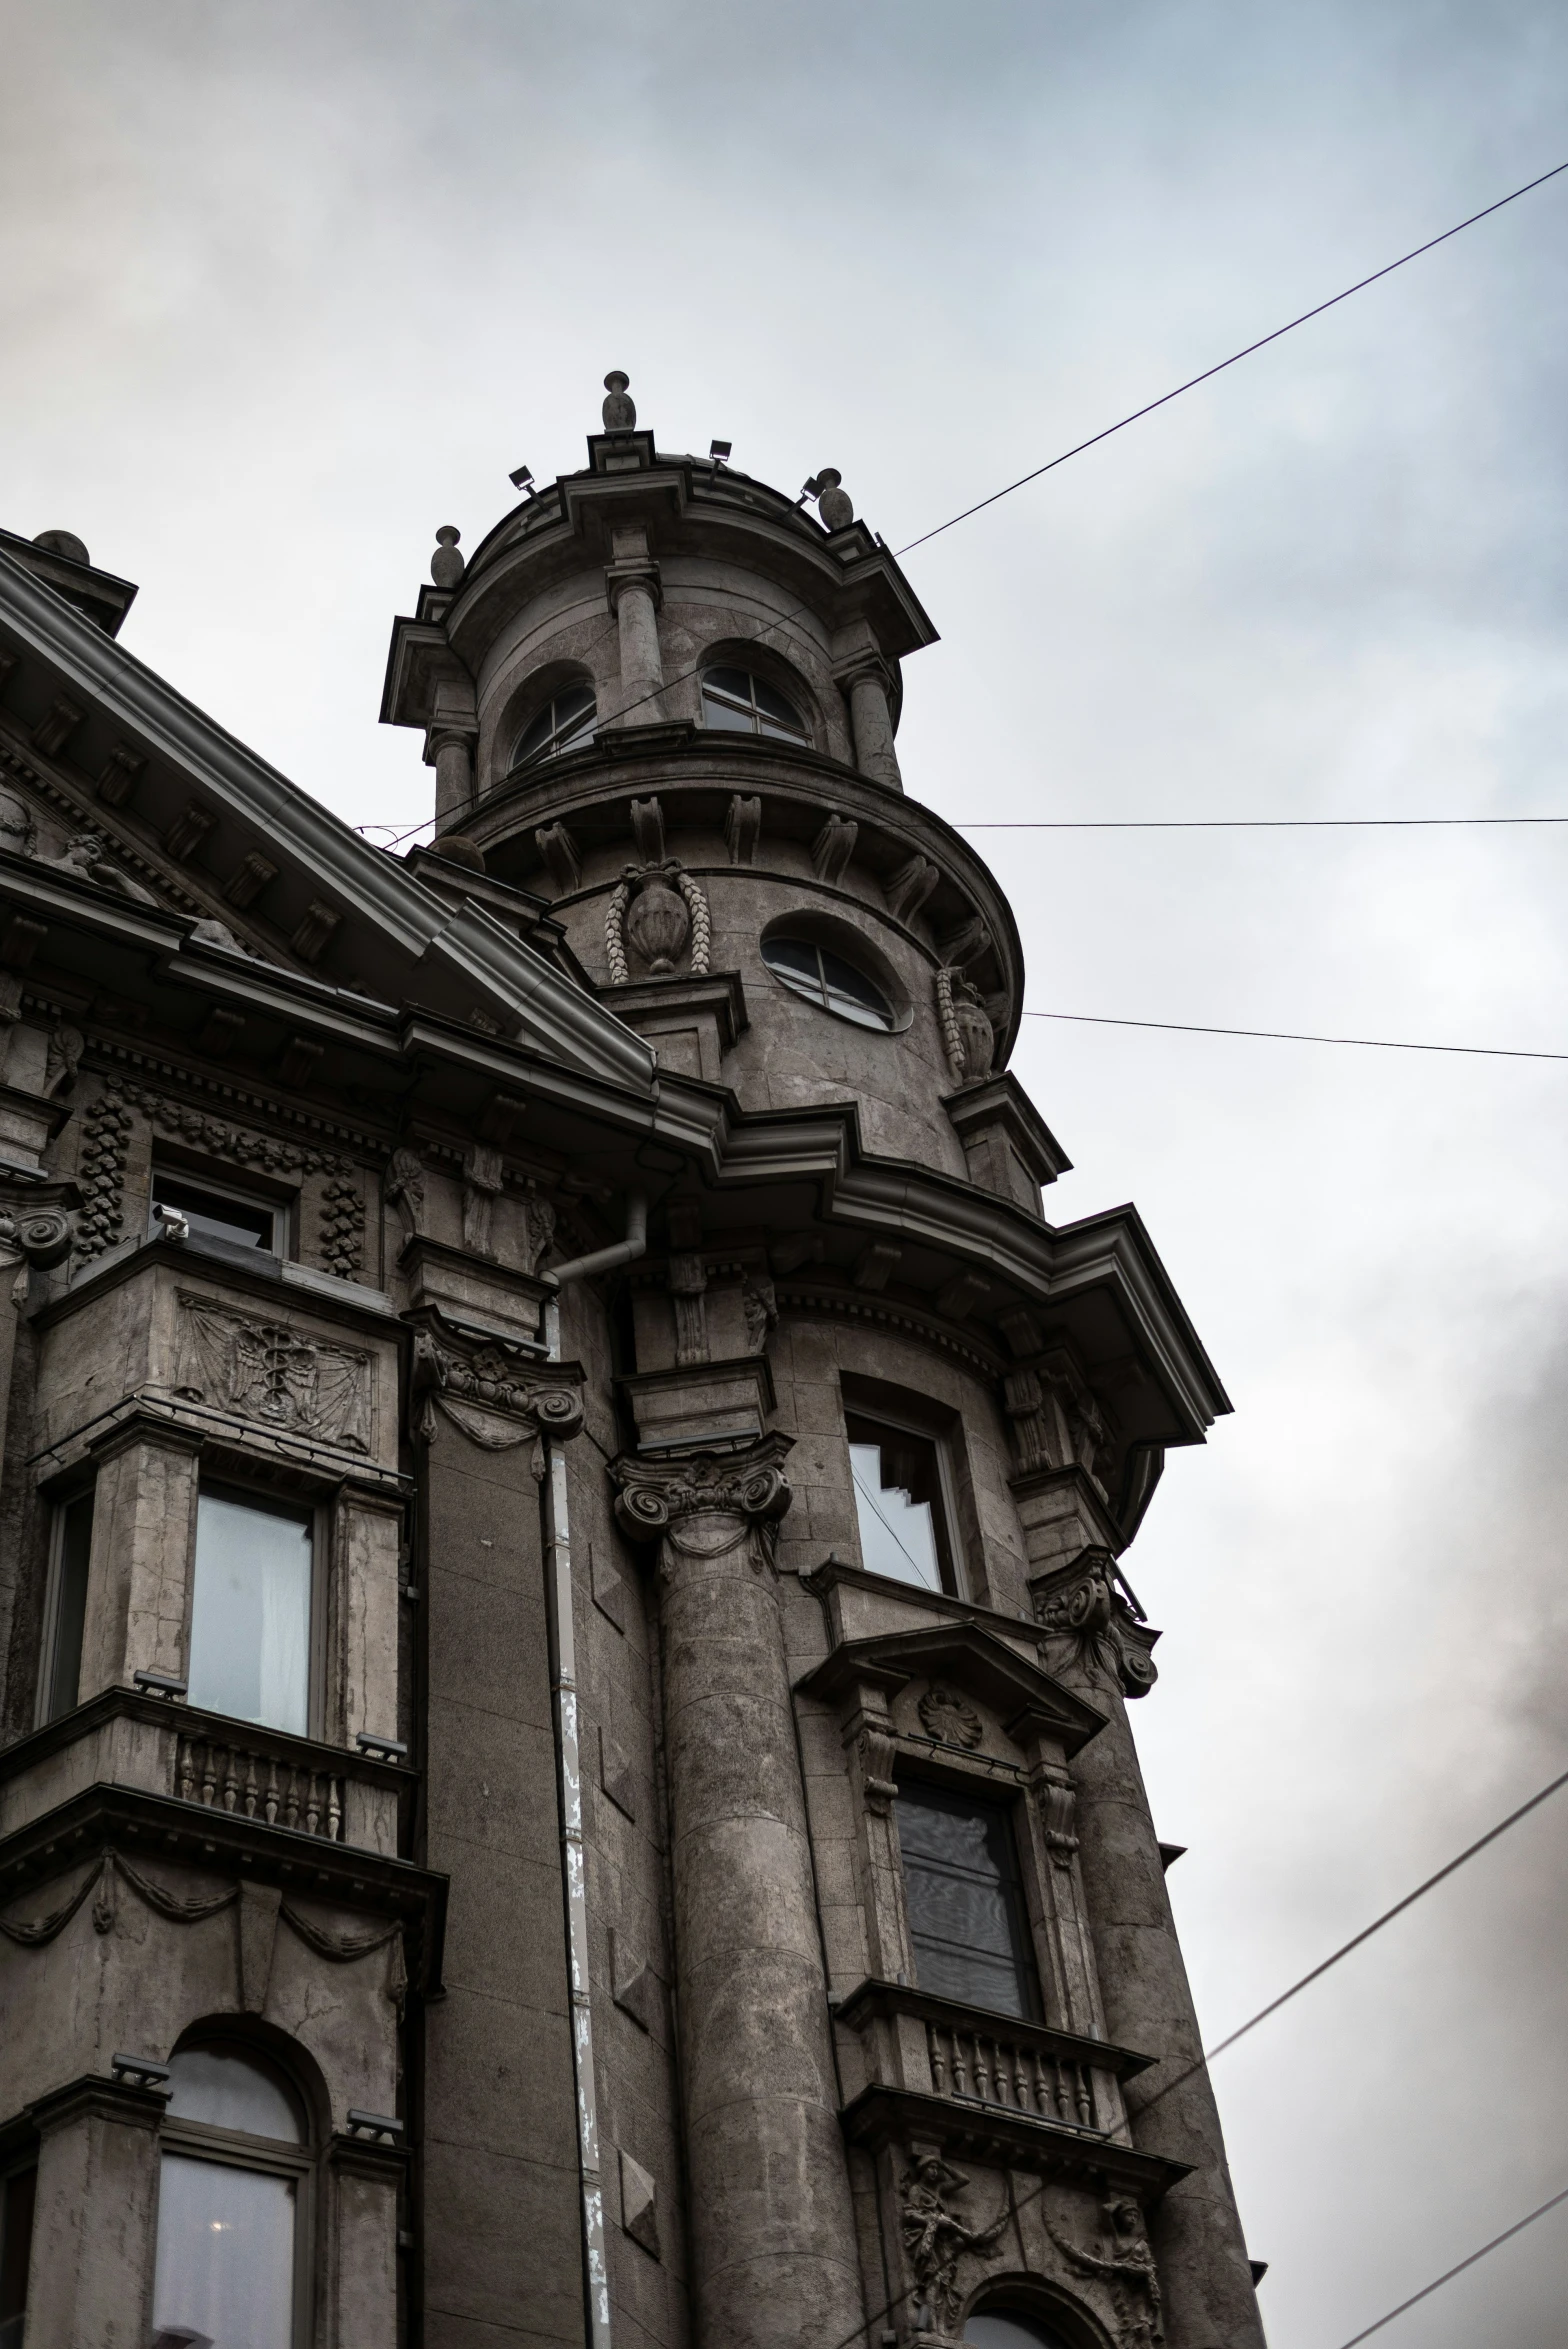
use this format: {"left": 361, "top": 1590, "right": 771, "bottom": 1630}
{"left": 154, "top": 2152, "right": 296, "bottom": 2349}
{"left": 0, "top": 2164, "right": 36, "bottom": 2349}
{"left": 188, "top": 1489, "right": 314, "bottom": 1736}
{"left": 43, "top": 1490, "right": 95, "bottom": 1722}
{"left": 150, "top": 1167, "right": 282, "bottom": 1257}
{"left": 896, "top": 1781, "right": 1039, "bottom": 2020}
{"left": 846, "top": 1411, "right": 959, "bottom": 1594}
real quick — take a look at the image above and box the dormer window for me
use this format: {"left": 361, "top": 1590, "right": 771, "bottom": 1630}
{"left": 515, "top": 685, "right": 597, "bottom": 766}
{"left": 700, "top": 666, "right": 808, "bottom": 744}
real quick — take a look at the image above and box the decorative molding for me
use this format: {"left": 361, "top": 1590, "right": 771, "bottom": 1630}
{"left": 811, "top": 810, "right": 859, "bottom": 884}
{"left": 386, "top": 1146, "right": 426, "bottom": 1242}
{"left": 885, "top": 853, "right": 939, "bottom": 925}
{"left": 857, "top": 1722, "right": 899, "bottom": 1815}
{"left": 1033, "top": 1550, "right": 1158, "bottom": 1702}
{"left": 1043, "top": 2195, "right": 1164, "bottom": 2347}
{"left": 724, "top": 792, "right": 761, "bottom": 866}
{"left": 917, "top": 1683, "right": 983, "bottom": 1751}
{"left": 409, "top": 1319, "right": 583, "bottom": 1452}
{"left": 606, "top": 859, "right": 711, "bottom": 983}
{"left": 935, "top": 964, "right": 995, "bottom": 1085}
{"left": 461, "top": 1142, "right": 504, "bottom": 1256}
{"left": 175, "top": 1293, "right": 373, "bottom": 1452}
{"left": 742, "top": 1270, "right": 777, "bottom": 1354}
{"left": 536, "top": 819, "right": 582, "bottom": 895}
{"left": 899, "top": 2149, "right": 1008, "bottom": 2336}
{"left": 619, "top": 2147, "right": 661, "bottom": 2260}
{"left": 0, "top": 1175, "right": 77, "bottom": 1269}
{"left": 773, "top": 1286, "right": 1004, "bottom": 1382}
{"left": 610, "top": 1432, "right": 792, "bottom": 1572}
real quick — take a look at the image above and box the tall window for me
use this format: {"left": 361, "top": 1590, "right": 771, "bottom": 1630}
{"left": 896, "top": 1781, "right": 1039, "bottom": 2019}
{"left": 699, "top": 665, "right": 808, "bottom": 743}
{"left": 0, "top": 2163, "right": 36, "bottom": 2349}
{"left": 42, "top": 1489, "right": 94, "bottom": 1722}
{"left": 514, "top": 684, "right": 597, "bottom": 766}
{"left": 187, "top": 1489, "right": 314, "bottom": 1736}
{"left": 846, "top": 1412, "right": 959, "bottom": 1593}
{"left": 153, "top": 2043, "right": 308, "bottom": 2349}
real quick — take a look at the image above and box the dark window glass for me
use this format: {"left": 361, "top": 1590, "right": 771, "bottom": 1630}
{"left": 45, "top": 1491, "right": 94, "bottom": 1721}
{"left": 151, "top": 1171, "right": 278, "bottom": 1254}
{"left": 966, "top": 2317, "right": 1071, "bottom": 2349}
{"left": 700, "top": 666, "right": 808, "bottom": 743}
{"left": 761, "top": 936, "right": 895, "bottom": 1031}
{"left": 0, "top": 2166, "right": 36, "bottom": 2349}
{"left": 515, "top": 685, "right": 597, "bottom": 766}
{"left": 896, "top": 1782, "right": 1038, "bottom": 2019}
{"left": 846, "top": 1413, "right": 955, "bottom": 1592}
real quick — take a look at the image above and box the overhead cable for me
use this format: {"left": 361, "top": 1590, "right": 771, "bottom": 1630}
{"left": 1333, "top": 2183, "right": 1568, "bottom": 2346}
{"left": 893, "top": 156, "right": 1568, "bottom": 556}
{"left": 1023, "top": 1010, "right": 1568, "bottom": 1063}
{"left": 954, "top": 815, "right": 1568, "bottom": 831}
{"left": 811, "top": 1756, "right": 1568, "bottom": 2349}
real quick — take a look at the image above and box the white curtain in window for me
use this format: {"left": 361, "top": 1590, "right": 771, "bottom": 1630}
{"left": 187, "top": 1493, "right": 311, "bottom": 1735}
{"left": 153, "top": 2153, "right": 295, "bottom": 2349}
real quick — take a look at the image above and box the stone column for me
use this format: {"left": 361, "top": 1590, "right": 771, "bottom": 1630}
{"left": 26, "top": 2074, "right": 165, "bottom": 2348}
{"left": 77, "top": 1421, "right": 204, "bottom": 1703}
{"left": 605, "top": 526, "right": 664, "bottom": 723}
{"left": 834, "top": 656, "right": 902, "bottom": 791}
{"left": 1036, "top": 1551, "right": 1266, "bottom": 2348}
{"left": 426, "top": 675, "right": 479, "bottom": 829}
{"left": 612, "top": 1437, "right": 866, "bottom": 2349}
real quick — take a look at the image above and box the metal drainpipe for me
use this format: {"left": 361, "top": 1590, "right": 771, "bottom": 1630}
{"left": 540, "top": 1193, "right": 648, "bottom": 2349}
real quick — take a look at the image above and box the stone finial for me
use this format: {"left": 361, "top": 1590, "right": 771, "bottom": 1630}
{"left": 815, "top": 467, "right": 853, "bottom": 530}
{"left": 33, "top": 529, "right": 90, "bottom": 565}
{"left": 602, "top": 371, "right": 637, "bottom": 431}
{"left": 430, "top": 526, "right": 464, "bottom": 589}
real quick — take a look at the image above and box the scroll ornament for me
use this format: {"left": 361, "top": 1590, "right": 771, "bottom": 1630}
{"left": 1035, "top": 1549, "right": 1157, "bottom": 1700}
{"left": 0, "top": 1179, "right": 76, "bottom": 1270}
{"left": 610, "top": 1436, "right": 792, "bottom": 1568}
{"left": 606, "top": 860, "right": 711, "bottom": 983}
{"left": 410, "top": 1324, "right": 583, "bottom": 1453}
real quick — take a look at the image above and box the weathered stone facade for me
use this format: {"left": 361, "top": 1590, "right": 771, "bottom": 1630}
{"left": 0, "top": 390, "right": 1263, "bottom": 2347}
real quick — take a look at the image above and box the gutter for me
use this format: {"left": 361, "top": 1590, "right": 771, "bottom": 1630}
{"left": 539, "top": 1190, "right": 648, "bottom": 2349}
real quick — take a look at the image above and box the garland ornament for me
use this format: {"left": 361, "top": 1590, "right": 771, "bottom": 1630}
{"left": 605, "top": 860, "right": 711, "bottom": 983}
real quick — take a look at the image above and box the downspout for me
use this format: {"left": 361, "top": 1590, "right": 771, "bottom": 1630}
{"left": 540, "top": 1192, "right": 648, "bottom": 2349}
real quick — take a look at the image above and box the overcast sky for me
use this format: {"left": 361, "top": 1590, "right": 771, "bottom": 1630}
{"left": 6, "top": 4, "right": 1568, "bottom": 2339}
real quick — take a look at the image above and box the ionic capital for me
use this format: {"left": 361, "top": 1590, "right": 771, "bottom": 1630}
{"left": 610, "top": 1430, "right": 792, "bottom": 1557}
{"left": 409, "top": 1314, "right": 583, "bottom": 1455}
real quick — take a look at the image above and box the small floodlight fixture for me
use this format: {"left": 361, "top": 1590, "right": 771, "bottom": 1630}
{"left": 797, "top": 475, "right": 821, "bottom": 507}
{"left": 508, "top": 464, "right": 535, "bottom": 493}
{"left": 708, "top": 439, "right": 732, "bottom": 467}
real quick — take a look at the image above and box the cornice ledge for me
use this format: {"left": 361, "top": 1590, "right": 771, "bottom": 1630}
{"left": 838, "top": 2083, "right": 1192, "bottom": 2199}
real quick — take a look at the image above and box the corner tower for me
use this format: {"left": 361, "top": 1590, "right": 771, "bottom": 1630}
{"left": 380, "top": 377, "right": 1264, "bottom": 2349}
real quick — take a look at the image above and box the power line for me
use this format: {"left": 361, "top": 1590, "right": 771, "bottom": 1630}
{"left": 1023, "top": 1010, "right": 1568, "bottom": 1063}
{"left": 954, "top": 815, "right": 1568, "bottom": 831}
{"left": 811, "top": 1755, "right": 1568, "bottom": 2349}
{"left": 893, "top": 156, "right": 1568, "bottom": 556}
{"left": 1333, "top": 2183, "right": 1568, "bottom": 2347}
{"left": 367, "top": 157, "right": 1568, "bottom": 859}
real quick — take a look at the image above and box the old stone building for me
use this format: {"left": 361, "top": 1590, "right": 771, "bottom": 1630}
{"left": 0, "top": 383, "right": 1266, "bottom": 2349}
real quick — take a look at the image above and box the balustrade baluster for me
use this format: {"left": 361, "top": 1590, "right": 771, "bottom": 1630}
{"left": 327, "top": 1780, "right": 343, "bottom": 1840}
{"left": 263, "top": 1761, "right": 280, "bottom": 1826}
{"left": 220, "top": 1751, "right": 240, "bottom": 1813}
{"left": 1073, "top": 2064, "right": 1092, "bottom": 2125}
{"left": 1012, "top": 2044, "right": 1028, "bottom": 2106}
{"left": 951, "top": 2035, "right": 969, "bottom": 2097}
{"left": 242, "top": 1756, "right": 260, "bottom": 1819}
{"left": 199, "top": 1745, "right": 217, "bottom": 1808}
{"left": 282, "top": 1768, "right": 301, "bottom": 1831}
{"left": 927, "top": 2025, "right": 947, "bottom": 2095}
{"left": 176, "top": 1741, "right": 196, "bottom": 1802}
{"left": 304, "top": 1777, "right": 321, "bottom": 1836}
{"left": 973, "top": 2040, "right": 991, "bottom": 2099}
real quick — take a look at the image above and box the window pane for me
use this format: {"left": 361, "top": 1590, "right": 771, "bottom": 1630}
{"left": 761, "top": 937, "right": 821, "bottom": 983}
{"left": 751, "top": 678, "right": 807, "bottom": 736}
{"left": 897, "top": 1784, "right": 1036, "bottom": 2019}
{"left": 703, "top": 667, "right": 754, "bottom": 702}
{"left": 153, "top": 2153, "right": 295, "bottom": 2349}
{"left": 966, "top": 2317, "right": 1069, "bottom": 2349}
{"left": 167, "top": 2048, "right": 303, "bottom": 2143}
{"left": 0, "top": 2167, "right": 36, "bottom": 2344}
{"left": 46, "top": 1492, "right": 94, "bottom": 1721}
{"left": 152, "top": 1174, "right": 277, "bottom": 1253}
{"left": 846, "top": 1419, "right": 949, "bottom": 1591}
{"left": 700, "top": 686, "right": 754, "bottom": 733}
{"left": 188, "top": 1492, "right": 312, "bottom": 1735}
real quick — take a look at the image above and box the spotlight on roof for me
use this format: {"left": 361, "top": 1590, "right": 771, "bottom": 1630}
{"left": 797, "top": 475, "right": 821, "bottom": 506}
{"left": 508, "top": 464, "right": 535, "bottom": 492}
{"left": 708, "top": 440, "right": 732, "bottom": 466}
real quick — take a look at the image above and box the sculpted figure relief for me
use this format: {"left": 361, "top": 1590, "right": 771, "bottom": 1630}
{"left": 900, "top": 2151, "right": 1008, "bottom": 2336}
{"left": 1044, "top": 2195, "right": 1163, "bottom": 2347}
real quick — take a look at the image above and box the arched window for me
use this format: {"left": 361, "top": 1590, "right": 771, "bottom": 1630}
{"left": 965, "top": 2313, "right": 1073, "bottom": 2349}
{"left": 153, "top": 2043, "right": 310, "bottom": 2349}
{"left": 761, "top": 935, "right": 895, "bottom": 1031}
{"left": 700, "top": 665, "right": 808, "bottom": 743}
{"left": 514, "top": 684, "right": 597, "bottom": 766}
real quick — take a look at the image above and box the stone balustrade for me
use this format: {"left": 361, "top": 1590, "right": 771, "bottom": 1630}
{"left": 925, "top": 2015, "right": 1095, "bottom": 2129}
{"left": 174, "top": 1729, "right": 345, "bottom": 1840}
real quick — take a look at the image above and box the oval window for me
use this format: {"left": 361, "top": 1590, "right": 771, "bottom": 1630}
{"left": 701, "top": 666, "right": 808, "bottom": 744}
{"left": 515, "top": 684, "right": 597, "bottom": 766}
{"left": 762, "top": 935, "right": 895, "bottom": 1031}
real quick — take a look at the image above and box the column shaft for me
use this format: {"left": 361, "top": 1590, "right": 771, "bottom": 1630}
{"left": 847, "top": 672, "right": 901, "bottom": 790}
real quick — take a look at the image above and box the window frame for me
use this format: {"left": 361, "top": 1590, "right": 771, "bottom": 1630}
{"left": 844, "top": 1404, "right": 966, "bottom": 1598}
{"left": 154, "top": 2039, "right": 316, "bottom": 2349}
{"left": 894, "top": 1773, "right": 1042, "bottom": 2023}
{"left": 761, "top": 936, "right": 898, "bottom": 1032}
{"left": 148, "top": 1161, "right": 292, "bottom": 1260}
{"left": 185, "top": 1478, "right": 327, "bottom": 1742}
{"left": 513, "top": 683, "right": 598, "bottom": 768}
{"left": 36, "top": 1481, "right": 96, "bottom": 1728}
{"left": 698, "top": 664, "right": 811, "bottom": 745}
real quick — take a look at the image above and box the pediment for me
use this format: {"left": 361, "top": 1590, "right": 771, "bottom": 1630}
{"left": 796, "top": 1621, "right": 1105, "bottom": 1756}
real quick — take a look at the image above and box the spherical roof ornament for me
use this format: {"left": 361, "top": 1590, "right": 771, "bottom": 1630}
{"left": 430, "top": 525, "right": 464, "bottom": 589}
{"left": 602, "top": 371, "right": 637, "bottom": 432}
{"left": 815, "top": 468, "right": 853, "bottom": 530}
{"left": 33, "top": 529, "right": 90, "bottom": 565}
